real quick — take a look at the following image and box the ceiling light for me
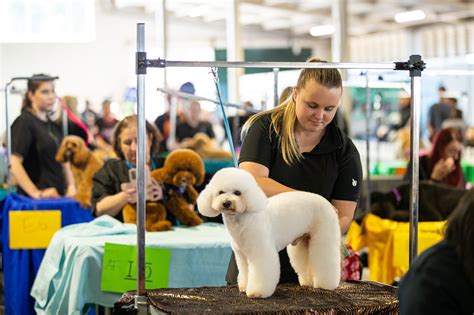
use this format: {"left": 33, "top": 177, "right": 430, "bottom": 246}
{"left": 309, "top": 25, "right": 335, "bottom": 37}
{"left": 394, "top": 10, "right": 426, "bottom": 23}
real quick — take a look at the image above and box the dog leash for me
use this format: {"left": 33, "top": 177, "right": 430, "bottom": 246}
{"left": 210, "top": 67, "right": 238, "bottom": 168}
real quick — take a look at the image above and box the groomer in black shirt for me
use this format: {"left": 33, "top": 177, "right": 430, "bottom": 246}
{"left": 226, "top": 58, "right": 362, "bottom": 284}
{"left": 10, "top": 74, "right": 75, "bottom": 198}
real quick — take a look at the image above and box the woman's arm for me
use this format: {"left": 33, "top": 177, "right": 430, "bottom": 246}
{"left": 95, "top": 191, "right": 129, "bottom": 217}
{"left": 331, "top": 199, "right": 357, "bottom": 234}
{"left": 241, "top": 161, "right": 357, "bottom": 233}
{"left": 239, "top": 161, "right": 295, "bottom": 197}
{"left": 11, "top": 154, "right": 43, "bottom": 198}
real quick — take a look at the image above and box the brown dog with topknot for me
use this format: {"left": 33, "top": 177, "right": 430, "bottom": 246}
{"left": 153, "top": 149, "right": 205, "bottom": 227}
{"left": 122, "top": 149, "right": 204, "bottom": 231}
{"left": 55, "top": 135, "right": 103, "bottom": 208}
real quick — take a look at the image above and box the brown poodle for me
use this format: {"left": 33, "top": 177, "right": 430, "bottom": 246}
{"left": 55, "top": 135, "right": 103, "bottom": 207}
{"left": 123, "top": 201, "right": 172, "bottom": 232}
{"left": 153, "top": 149, "right": 205, "bottom": 226}
{"left": 185, "top": 132, "right": 233, "bottom": 160}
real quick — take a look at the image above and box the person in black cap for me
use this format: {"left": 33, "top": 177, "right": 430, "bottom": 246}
{"left": 225, "top": 57, "right": 362, "bottom": 284}
{"left": 10, "top": 74, "right": 75, "bottom": 198}
{"left": 154, "top": 82, "right": 195, "bottom": 152}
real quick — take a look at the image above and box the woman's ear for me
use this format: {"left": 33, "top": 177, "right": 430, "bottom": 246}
{"left": 292, "top": 87, "right": 298, "bottom": 102}
{"left": 197, "top": 185, "right": 220, "bottom": 217}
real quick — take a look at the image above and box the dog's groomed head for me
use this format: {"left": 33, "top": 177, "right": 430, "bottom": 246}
{"left": 197, "top": 167, "right": 268, "bottom": 217}
{"left": 55, "top": 135, "right": 90, "bottom": 166}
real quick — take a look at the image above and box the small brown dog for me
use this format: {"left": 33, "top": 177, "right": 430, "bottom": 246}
{"left": 122, "top": 149, "right": 204, "bottom": 231}
{"left": 55, "top": 135, "right": 103, "bottom": 207}
{"left": 123, "top": 200, "right": 172, "bottom": 232}
{"left": 185, "top": 133, "right": 233, "bottom": 160}
{"left": 154, "top": 149, "right": 205, "bottom": 227}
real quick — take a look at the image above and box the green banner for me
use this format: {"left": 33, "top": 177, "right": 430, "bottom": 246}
{"left": 101, "top": 243, "right": 171, "bottom": 293}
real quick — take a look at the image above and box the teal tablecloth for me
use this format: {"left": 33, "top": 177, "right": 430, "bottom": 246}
{"left": 31, "top": 217, "right": 232, "bottom": 315}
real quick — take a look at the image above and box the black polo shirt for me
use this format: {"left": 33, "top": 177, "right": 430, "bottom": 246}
{"left": 175, "top": 121, "right": 215, "bottom": 142}
{"left": 11, "top": 111, "right": 65, "bottom": 195}
{"left": 226, "top": 113, "right": 362, "bottom": 285}
{"left": 91, "top": 156, "right": 165, "bottom": 222}
{"left": 239, "top": 114, "right": 362, "bottom": 202}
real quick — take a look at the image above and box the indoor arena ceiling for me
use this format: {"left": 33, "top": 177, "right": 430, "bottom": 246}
{"left": 109, "top": 0, "right": 474, "bottom": 38}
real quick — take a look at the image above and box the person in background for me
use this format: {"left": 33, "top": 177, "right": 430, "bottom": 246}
{"left": 96, "top": 99, "right": 118, "bottom": 144}
{"left": 10, "top": 74, "right": 75, "bottom": 198}
{"left": 155, "top": 82, "right": 195, "bottom": 152}
{"left": 404, "top": 128, "right": 466, "bottom": 188}
{"left": 174, "top": 100, "right": 215, "bottom": 147}
{"left": 441, "top": 97, "right": 465, "bottom": 133}
{"left": 398, "top": 189, "right": 474, "bottom": 314}
{"left": 226, "top": 57, "right": 362, "bottom": 284}
{"left": 428, "top": 86, "right": 450, "bottom": 140}
{"left": 91, "top": 115, "right": 164, "bottom": 221}
{"left": 81, "top": 99, "right": 99, "bottom": 136}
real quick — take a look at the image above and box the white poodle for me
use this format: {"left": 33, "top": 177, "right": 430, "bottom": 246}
{"left": 197, "top": 167, "right": 341, "bottom": 298}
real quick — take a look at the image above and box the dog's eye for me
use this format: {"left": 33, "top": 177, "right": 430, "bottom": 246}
{"left": 233, "top": 190, "right": 241, "bottom": 196}
{"left": 218, "top": 191, "right": 225, "bottom": 195}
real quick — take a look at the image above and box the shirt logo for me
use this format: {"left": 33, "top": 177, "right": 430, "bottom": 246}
{"left": 352, "top": 179, "right": 357, "bottom": 187}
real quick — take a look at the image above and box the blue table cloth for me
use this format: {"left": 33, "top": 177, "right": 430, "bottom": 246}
{"left": 31, "top": 218, "right": 232, "bottom": 315}
{"left": 0, "top": 194, "right": 94, "bottom": 315}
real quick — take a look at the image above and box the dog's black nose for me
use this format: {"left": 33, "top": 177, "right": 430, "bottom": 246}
{"left": 222, "top": 201, "right": 231, "bottom": 209}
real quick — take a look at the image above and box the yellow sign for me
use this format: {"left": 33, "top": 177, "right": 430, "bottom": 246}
{"left": 9, "top": 210, "right": 62, "bottom": 249}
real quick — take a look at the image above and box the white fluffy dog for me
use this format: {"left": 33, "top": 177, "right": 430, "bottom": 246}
{"left": 197, "top": 167, "right": 341, "bottom": 298}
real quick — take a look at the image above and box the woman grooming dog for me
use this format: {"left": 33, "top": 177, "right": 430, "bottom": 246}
{"left": 10, "top": 74, "right": 75, "bottom": 199}
{"left": 226, "top": 57, "right": 363, "bottom": 284}
{"left": 91, "top": 115, "right": 164, "bottom": 222}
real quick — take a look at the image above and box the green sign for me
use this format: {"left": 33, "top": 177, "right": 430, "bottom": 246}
{"left": 101, "top": 243, "right": 171, "bottom": 293}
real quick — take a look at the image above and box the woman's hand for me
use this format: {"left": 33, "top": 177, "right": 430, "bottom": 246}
{"left": 34, "top": 187, "right": 60, "bottom": 199}
{"left": 147, "top": 179, "right": 163, "bottom": 202}
{"left": 120, "top": 182, "right": 137, "bottom": 204}
{"left": 431, "top": 157, "right": 455, "bottom": 181}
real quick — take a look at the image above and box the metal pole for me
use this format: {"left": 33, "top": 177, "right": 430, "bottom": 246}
{"left": 168, "top": 95, "right": 177, "bottom": 150}
{"left": 157, "top": 88, "right": 259, "bottom": 113}
{"left": 409, "top": 75, "right": 421, "bottom": 264}
{"left": 4, "top": 81, "right": 12, "bottom": 191}
{"left": 62, "top": 102, "right": 68, "bottom": 137}
{"left": 273, "top": 68, "right": 279, "bottom": 107}
{"left": 135, "top": 23, "right": 148, "bottom": 312}
{"left": 364, "top": 73, "right": 371, "bottom": 213}
{"left": 162, "top": 60, "right": 394, "bottom": 70}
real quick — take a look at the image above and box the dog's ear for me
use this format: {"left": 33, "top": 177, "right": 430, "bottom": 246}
{"left": 244, "top": 180, "right": 268, "bottom": 212}
{"left": 197, "top": 185, "right": 221, "bottom": 217}
{"left": 55, "top": 139, "right": 67, "bottom": 163}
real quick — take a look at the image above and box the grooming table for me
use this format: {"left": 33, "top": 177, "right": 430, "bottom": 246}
{"left": 114, "top": 281, "right": 398, "bottom": 314}
{"left": 31, "top": 218, "right": 232, "bottom": 314}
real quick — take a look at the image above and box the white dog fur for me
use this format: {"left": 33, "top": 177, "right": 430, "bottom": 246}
{"left": 197, "top": 167, "right": 341, "bottom": 298}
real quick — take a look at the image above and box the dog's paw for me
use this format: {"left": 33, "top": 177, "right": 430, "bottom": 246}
{"left": 238, "top": 285, "right": 246, "bottom": 293}
{"left": 298, "top": 276, "right": 313, "bottom": 287}
{"left": 245, "top": 284, "right": 274, "bottom": 298}
{"left": 246, "top": 289, "right": 274, "bottom": 298}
